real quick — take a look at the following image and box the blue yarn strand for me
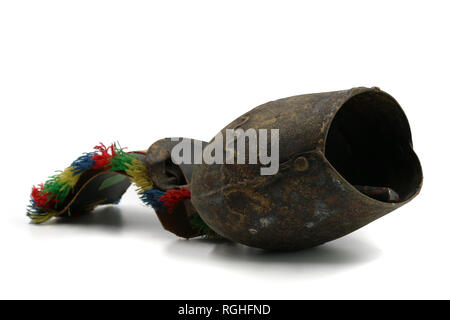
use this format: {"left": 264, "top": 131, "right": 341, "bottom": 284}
{"left": 140, "top": 189, "right": 165, "bottom": 210}
{"left": 70, "top": 152, "right": 96, "bottom": 175}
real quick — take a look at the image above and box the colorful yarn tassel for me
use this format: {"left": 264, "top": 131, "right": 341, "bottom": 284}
{"left": 27, "top": 143, "right": 189, "bottom": 216}
{"left": 158, "top": 188, "right": 191, "bottom": 213}
{"left": 27, "top": 142, "right": 216, "bottom": 238}
{"left": 140, "top": 189, "right": 165, "bottom": 210}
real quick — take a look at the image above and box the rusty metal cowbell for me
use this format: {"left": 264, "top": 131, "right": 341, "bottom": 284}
{"left": 190, "top": 87, "right": 423, "bottom": 250}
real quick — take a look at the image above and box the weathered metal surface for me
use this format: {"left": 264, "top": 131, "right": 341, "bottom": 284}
{"left": 146, "top": 138, "right": 207, "bottom": 238}
{"left": 190, "top": 87, "right": 423, "bottom": 250}
{"left": 146, "top": 138, "right": 189, "bottom": 191}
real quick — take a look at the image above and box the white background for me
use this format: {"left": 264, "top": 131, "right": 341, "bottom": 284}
{"left": 0, "top": 0, "right": 448, "bottom": 299}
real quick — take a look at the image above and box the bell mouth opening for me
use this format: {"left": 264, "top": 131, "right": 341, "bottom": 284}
{"left": 325, "top": 90, "right": 422, "bottom": 203}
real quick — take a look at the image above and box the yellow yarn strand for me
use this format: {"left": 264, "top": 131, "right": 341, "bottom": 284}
{"left": 28, "top": 211, "right": 57, "bottom": 224}
{"left": 125, "top": 158, "right": 154, "bottom": 193}
{"left": 57, "top": 166, "right": 81, "bottom": 189}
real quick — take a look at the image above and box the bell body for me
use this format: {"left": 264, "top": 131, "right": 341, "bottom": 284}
{"left": 190, "top": 87, "right": 422, "bottom": 250}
